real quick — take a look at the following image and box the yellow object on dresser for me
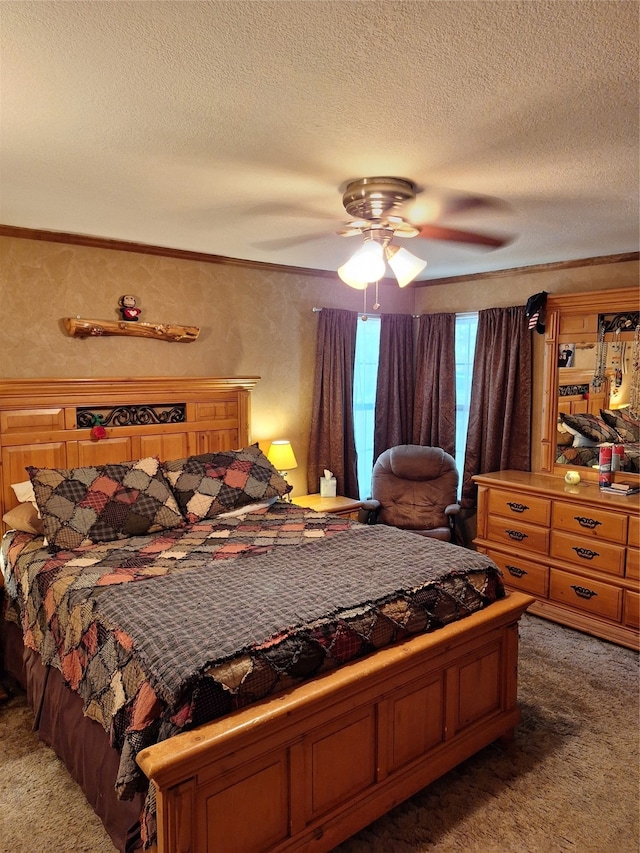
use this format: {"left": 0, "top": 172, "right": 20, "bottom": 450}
{"left": 473, "top": 470, "right": 639, "bottom": 650}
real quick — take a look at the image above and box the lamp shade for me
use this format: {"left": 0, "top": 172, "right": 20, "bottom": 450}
{"left": 385, "top": 245, "right": 427, "bottom": 288}
{"left": 267, "top": 440, "right": 298, "bottom": 472}
{"left": 337, "top": 240, "right": 386, "bottom": 289}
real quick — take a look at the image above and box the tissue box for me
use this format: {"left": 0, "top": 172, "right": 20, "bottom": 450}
{"left": 320, "top": 476, "right": 337, "bottom": 498}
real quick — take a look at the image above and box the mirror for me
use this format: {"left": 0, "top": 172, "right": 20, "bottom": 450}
{"left": 540, "top": 288, "right": 639, "bottom": 482}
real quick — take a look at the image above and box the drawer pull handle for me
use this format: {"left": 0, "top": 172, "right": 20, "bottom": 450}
{"left": 505, "top": 529, "right": 528, "bottom": 541}
{"left": 506, "top": 565, "right": 527, "bottom": 578}
{"left": 570, "top": 584, "right": 598, "bottom": 600}
{"left": 574, "top": 516, "right": 601, "bottom": 530}
{"left": 506, "top": 502, "right": 529, "bottom": 513}
{"left": 572, "top": 546, "right": 600, "bottom": 561}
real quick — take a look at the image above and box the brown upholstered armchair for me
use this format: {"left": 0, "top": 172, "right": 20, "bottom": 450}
{"left": 359, "top": 445, "right": 461, "bottom": 542}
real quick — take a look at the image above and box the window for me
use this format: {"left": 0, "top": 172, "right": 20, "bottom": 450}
{"left": 454, "top": 313, "right": 479, "bottom": 494}
{"left": 353, "top": 312, "right": 477, "bottom": 499}
{"left": 353, "top": 316, "right": 381, "bottom": 498}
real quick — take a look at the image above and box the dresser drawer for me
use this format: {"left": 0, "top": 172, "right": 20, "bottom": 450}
{"left": 487, "top": 549, "right": 549, "bottom": 597}
{"left": 623, "top": 589, "right": 640, "bottom": 629}
{"left": 549, "top": 569, "right": 623, "bottom": 622}
{"left": 552, "top": 501, "right": 627, "bottom": 544}
{"left": 628, "top": 515, "right": 640, "bottom": 581}
{"left": 488, "top": 490, "right": 551, "bottom": 526}
{"left": 551, "top": 530, "right": 626, "bottom": 577}
{"left": 627, "top": 545, "right": 640, "bottom": 581}
{"left": 487, "top": 516, "right": 549, "bottom": 554}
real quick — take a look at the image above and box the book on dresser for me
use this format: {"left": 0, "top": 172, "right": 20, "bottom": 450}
{"left": 600, "top": 482, "right": 640, "bottom": 496}
{"left": 473, "top": 470, "right": 639, "bottom": 650}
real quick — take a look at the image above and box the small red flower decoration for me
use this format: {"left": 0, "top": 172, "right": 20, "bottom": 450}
{"left": 91, "top": 424, "right": 107, "bottom": 441}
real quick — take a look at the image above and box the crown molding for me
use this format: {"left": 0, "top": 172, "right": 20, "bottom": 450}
{"left": 416, "top": 251, "right": 639, "bottom": 286}
{"left": 0, "top": 224, "right": 336, "bottom": 279}
{"left": 1, "top": 224, "right": 637, "bottom": 286}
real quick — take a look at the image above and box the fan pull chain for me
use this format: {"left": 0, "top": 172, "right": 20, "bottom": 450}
{"left": 361, "top": 281, "right": 382, "bottom": 320}
{"left": 373, "top": 280, "right": 380, "bottom": 311}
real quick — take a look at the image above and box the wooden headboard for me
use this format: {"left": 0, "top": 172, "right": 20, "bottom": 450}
{"left": 0, "top": 376, "right": 259, "bottom": 524}
{"left": 557, "top": 367, "right": 607, "bottom": 417}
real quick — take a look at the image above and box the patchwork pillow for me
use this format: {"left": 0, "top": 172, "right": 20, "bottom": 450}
{"left": 600, "top": 409, "right": 640, "bottom": 443}
{"left": 27, "top": 457, "right": 184, "bottom": 552}
{"left": 559, "top": 412, "right": 621, "bottom": 445}
{"left": 163, "top": 445, "right": 292, "bottom": 522}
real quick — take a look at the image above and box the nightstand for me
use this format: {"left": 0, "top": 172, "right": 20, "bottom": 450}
{"left": 292, "top": 493, "right": 364, "bottom": 519}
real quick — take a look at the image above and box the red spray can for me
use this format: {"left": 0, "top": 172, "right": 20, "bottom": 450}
{"left": 599, "top": 444, "right": 612, "bottom": 487}
{"left": 612, "top": 443, "right": 624, "bottom": 472}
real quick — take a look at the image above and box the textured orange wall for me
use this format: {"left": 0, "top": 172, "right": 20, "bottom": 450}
{"left": 0, "top": 235, "right": 414, "bottom": 496}
{"left": 1, "top": 236, "right": 636, "bottom": 490}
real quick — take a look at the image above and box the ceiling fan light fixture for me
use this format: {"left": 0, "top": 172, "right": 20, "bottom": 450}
{"left": 338, "top": 240, "right": 386, "bottom": 289}
{"left": 385, "top": 245, "right": 427, "bottom": 287}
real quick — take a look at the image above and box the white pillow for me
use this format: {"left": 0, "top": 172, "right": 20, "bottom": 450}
{"left": 11, "top": 481, "right": 45, "bottom": 542}
{"left": 560, "top": 424, "right": 598, "bottom": 448}
{"left": 215, "top": 496, "right": 278, "bottom": 519}
{"left": 12, "top": 480, "right": 38, "bottom": 507}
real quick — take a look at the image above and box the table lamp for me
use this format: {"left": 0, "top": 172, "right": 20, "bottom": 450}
{"left": 267, "top": 439, "right": 298, "bottom": 486}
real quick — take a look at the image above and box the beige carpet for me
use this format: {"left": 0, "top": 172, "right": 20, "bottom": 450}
{"left": 1, "top": 614, "right": 638, "bottom": 853}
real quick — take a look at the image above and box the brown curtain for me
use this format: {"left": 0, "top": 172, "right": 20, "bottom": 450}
{"left": 412, "top": 313, "right": 456, "bottom": 456}
{"left": 307, "top": 308, "right": 360, "bottom": 499}
{"left": 373, "top": 313, "right": 415, "bottom": 463}
{"left": 461, "top": 306, "right": 532, "bottom": 509}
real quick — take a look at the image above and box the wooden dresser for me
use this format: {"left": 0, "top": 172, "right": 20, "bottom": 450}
{"left": 473, "top": 470, "right": 639, "bottom": 650}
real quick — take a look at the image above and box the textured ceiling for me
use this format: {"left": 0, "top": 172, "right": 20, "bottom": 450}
{"left": 1, "top": 0, "right": 638, "bottom": 282}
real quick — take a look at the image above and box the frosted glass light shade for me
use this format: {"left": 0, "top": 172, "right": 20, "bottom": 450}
{"left": 385, "top": 245, "right": 427, "bottom": 288}
{"left": 337, "top": 241, "right": 386, "bottom": 289}
{"left": 267, "top": 440, "right": 298, "bottom": 472}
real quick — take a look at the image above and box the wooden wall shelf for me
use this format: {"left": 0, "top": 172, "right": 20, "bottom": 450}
{"left": 64, "top": 317, "right": 200, "bottom": 343}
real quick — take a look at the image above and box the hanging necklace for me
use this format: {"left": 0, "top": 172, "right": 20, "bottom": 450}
{"left": 610, "top": 328, "right": 623, "bottom": 396}
{"left": 591, "top": 321, "right": 607, "bottom": 393}
{"left": 629, "top": 324, "right": 640, "bottom": 419}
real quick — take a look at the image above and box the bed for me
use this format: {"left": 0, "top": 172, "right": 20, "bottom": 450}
{"left": 0, "top": 377, "right": 532, "bottom": 853}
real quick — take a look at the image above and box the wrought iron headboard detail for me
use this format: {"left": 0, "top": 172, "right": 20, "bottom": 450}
{"left": 76, "top": 404, "right": 187, "bottom": 428}
{"left": 558, "top": 383, "right": 589, "bottom": 398}
{"left": 599, "top": 311, "right": 640, "bottom": 334}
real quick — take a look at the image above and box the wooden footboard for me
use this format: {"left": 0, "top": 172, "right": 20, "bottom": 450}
{"left": 138, "top": 591, "right": 533, "bottom": 853}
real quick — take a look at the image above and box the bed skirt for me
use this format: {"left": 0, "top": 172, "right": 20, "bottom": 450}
{"left": 2, "top": 618, "right": 144, "bottom": 853}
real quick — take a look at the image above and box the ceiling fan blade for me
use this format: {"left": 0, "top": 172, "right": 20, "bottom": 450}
{"left": 251, "top": 231, "right": 330, "bottom": 251}
{"left": 400, "top": 190, "right": 508, "bottom": 225}
{"left": 416, "top": 223, "right": 510, "bottom": 249}
{"left": 439, "top": 193, "right": 508, "bottom": 217}
{"left": 248, "top": 201, "right": 338, "bottom": 220}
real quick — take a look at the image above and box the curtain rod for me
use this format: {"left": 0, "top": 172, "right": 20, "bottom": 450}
{"left": 312, "top": 307, "right": 420, "bottom": 318}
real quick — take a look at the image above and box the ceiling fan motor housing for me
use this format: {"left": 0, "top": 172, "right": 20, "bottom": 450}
{"left": 342, "top": 176, "right": 417, "bottom": 220}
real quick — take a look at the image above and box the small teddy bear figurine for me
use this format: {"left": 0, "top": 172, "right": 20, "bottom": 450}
{"left": 119, "top": 294, "right": 142, "bottom": 322}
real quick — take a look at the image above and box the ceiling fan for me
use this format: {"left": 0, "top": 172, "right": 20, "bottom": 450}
{"left": 335, "top": 176, "right": 509, "bottom": 289}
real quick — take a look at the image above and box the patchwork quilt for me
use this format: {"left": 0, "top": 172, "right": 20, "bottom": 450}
{"left": 1, "top": 500, "right": 504, "bottom": 848}
{"left": 556, "top": 441, "right": 640, "bottom": 472}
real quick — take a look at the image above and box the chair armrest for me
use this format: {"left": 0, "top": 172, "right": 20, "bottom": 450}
{"left": 413, "top": 528, "right": 452, "bottom": 541}
{"left": 358, "top": 499, "right": 381, "bottom": 525}
{"left": 444, "top": 503, "right": 461, "bottom": 516}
